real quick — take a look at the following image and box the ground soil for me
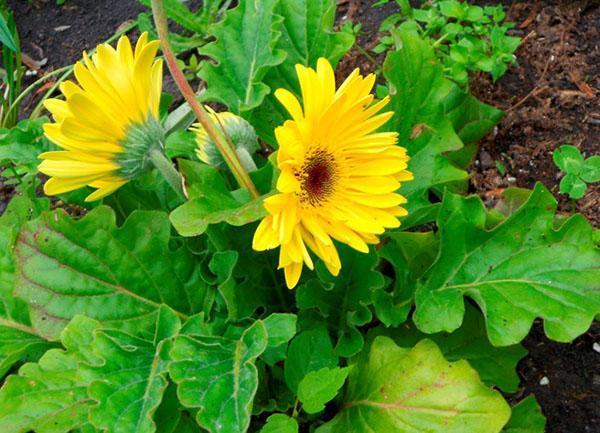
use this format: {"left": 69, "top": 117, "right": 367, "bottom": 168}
{"left": 6, "top": 0, "right": 600, "bottom": 432}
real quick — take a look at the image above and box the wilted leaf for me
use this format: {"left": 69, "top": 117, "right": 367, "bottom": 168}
{"left": 317, "top": 337, "right": 510, "bottom": 433}
{"left": 414, "top": 184, "right": 600, "bottom": 346}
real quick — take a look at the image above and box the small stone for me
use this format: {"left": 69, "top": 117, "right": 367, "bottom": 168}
{"left": 480, "top": 151, "right": 494, "bottom": 169}
{"left": 593, "top": 342, "right": 600, "bottom": 353}
{"left": 539, "top": 376, "right": 550, "bottom": 386}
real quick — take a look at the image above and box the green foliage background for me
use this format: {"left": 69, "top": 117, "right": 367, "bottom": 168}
{"left": 0, "top": 1, "right": 597, "bottom": 433}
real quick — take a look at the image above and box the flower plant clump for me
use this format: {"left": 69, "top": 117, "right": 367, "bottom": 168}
{"left": 0, "top": 1, "right": 598, "bottom": 433}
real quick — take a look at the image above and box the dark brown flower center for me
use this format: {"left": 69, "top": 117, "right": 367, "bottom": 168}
{"left": 296, "top": 150, "right": 336, "bottom": 206}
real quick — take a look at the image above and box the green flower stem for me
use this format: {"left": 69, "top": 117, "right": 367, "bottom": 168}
{"left": 149, "top": 147, "right": 186, "bottom": 201}
{"left": 150, "top": 0, "right": 260, "bottom": 199}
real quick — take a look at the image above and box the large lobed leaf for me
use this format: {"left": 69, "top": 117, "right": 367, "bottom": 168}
{"left": 374, "top": 304, "right": 527, "bottom": 393}
{"left": 317, "top": 337, "right": 510, "bottom": 433}
{"left": 0, "top": 195, "right": 54, "bottom": 377}
{"left": 414, "top": 183, "right": 600, "bottom": 346}
{"left": 198, "top": 0, "right": 286, "bottom": 113}
{"left": 169, "top": 320, "right": 269, "bottom": 433}
{"left": 384, "top": 33, "right": 502, "bottom": 227}
{"left": 85, "top": 306, "right": 181, "bottom": 433}
{"left": 0, "top": 316, "right": 101, "bottom": 433}
{"left": 0, "top": 308, "right": 185, "bottom": 433}
{"left": 13, "top": 206, "right": 207, "bottom": 340}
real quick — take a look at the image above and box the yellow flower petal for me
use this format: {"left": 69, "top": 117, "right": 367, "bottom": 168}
{"left": 40, "top": 32, "right": 162, "bottom": 201}
{"left": 253, "top": 57, "right": 412, "bottom": 287}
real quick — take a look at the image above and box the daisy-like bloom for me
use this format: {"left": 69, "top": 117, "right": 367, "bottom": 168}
{"left": 252, "top": 58, "right": 412, "bottom": 288}
{"left": 38, "top": 32, "right": 163, "bottom": 201}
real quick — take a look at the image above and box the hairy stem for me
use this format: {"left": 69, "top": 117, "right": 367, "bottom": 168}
{"left": 150, "top": 0, "right": 259, "bottom": 198}
{"left": 149, "top": 147, "right": 186, "bottom": 201}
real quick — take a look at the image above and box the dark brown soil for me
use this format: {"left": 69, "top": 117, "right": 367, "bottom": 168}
{"left": 470, "top": 0, "right": 600, "bottom": 227}
{"left": 6, "top": 1, "right": 600, "bottom": 432}
{"left": 517, "top": 321, "right": 600, "bottom": 433}
{"left": 8, "top": 0, "right": 145, "bottom": 69}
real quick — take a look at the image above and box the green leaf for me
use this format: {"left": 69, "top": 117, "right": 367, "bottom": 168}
{"left": 502, "top": 396, "right": 546, "bottom": 433}
{"left": 297, "top": 246, "right": 384, "bottom": 357}
{"left": 414, "top": 184, "right": 600, "bottom": 346}
{"left": 248, "top": 0, "right": 354, "bottom": 144}
{"left": 0, "top": 12, "right": 17, "bottom": 52}
{"left": 254, "top": 361, "right": 296, "bottom": 415}
{"left": 170, "top": 160, "right": 268, "bottom": 237}
{"left": 375, "top": 232, "right": 439, "bottom": 327}
{"left": 0, "top": 117, "right": 54, "bottom": 169}
{"left": 384, "top": 34, "right": 473, "bottom": 227}
{"left": 444, "top": 88, "right": 504, "bottom": 168}
{"left": 284, "top": 327, "right": 338, "bottom": 394}
{"left": 169, "top": 320, "right": 268, "bottom": 433}
{"left": 297, "top": 366, "right": 350, "bottom": 414}
{"left": 0, "top": 195, "right": 53, "bottom": 377}
{"left": 581, "top": 155, "right": 600, "bottom": 183}
{"left": 374, "top": 303, "right": 527, "bottom": 392}
{"left": 259, "top": 414, "right": 298, "bottom": 433}
{"left": 439, "top": 1, "right": 465, "bottom": 19}
{"left": 85, "top": 306, "right": 181, "bottom": 433}
{"left": 0, "top": 316, "right": 101, "bottom": 433}
{"left": 14, "top": 207, "right": 207, "bottom": 340}
{"left": 170, "top": 196, "right": 267, "bottom": 237}
{"left": 553, "top": 144, "right": 584, "bottom": 174}
{"left": 165, "top": 130, "right": 196, "bottom": 160}
{"left": 137, "top": 0, "right": 214, "bottom": 33}
{"left": 153, "top": 383, "right": 183, "bottom": 433}
{"left": 559, "top": 173, "right": 587, "bottom": 199}
{"left": 445, "top": 90, "right": 504, "bottom": 146}
{"left": 262, "top": 313, "right": 297, "bottom": 365}
{"left": 198, "top": 0, "right": 286, "bottom": 113}
{"left": 317, "top": 337, "right": 511, "bottom": 433}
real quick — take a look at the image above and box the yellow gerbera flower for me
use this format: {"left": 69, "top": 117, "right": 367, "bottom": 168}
{"left": 38, "top": 32, "right": 163, "bottom": 201}
{"left": 252, "top": 58, "right": 412, "bottom": 288}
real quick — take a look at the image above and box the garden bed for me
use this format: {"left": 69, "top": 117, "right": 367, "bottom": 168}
{"left": 2, "top": 0, "right": 599, "bottom": 432}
